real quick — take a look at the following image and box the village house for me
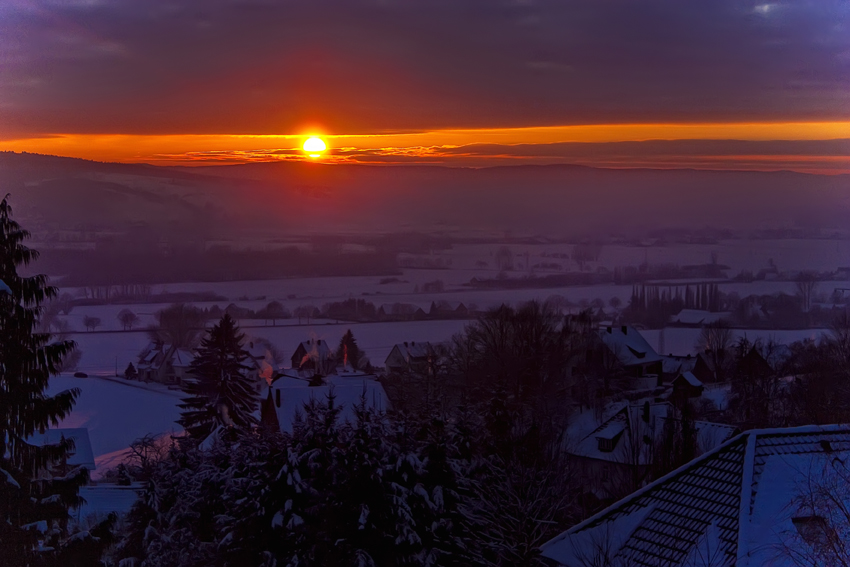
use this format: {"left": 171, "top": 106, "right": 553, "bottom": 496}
{"left": 660, "top": 353, "right": 698, "bottom": 383}
{"left": 260, "top": 368, "right": 391, "bottom": 433}
{"left": 384, "top": 341, "right": 436, "bottom": 374}
{"left": 598, "top": 325, "right": 664, "bottom": 387}
{"left": 376, "top": 302, "right": 428, "bottom": 321}
{"left": 542, "top": 425, "right": 850, "bottom": 567}
{"left": 137, "top": 342, "right": 195, "bottom": 385}
{"left": 568, "top": 402, "right": 737, "bottom": 502}
{"left": 668, "top": 309, "right": 732, "bottom": 327}
{"left": 428, "top": 301, "right": 469, "bottom": 319}
{"left": 27, "top": 428, "right": 96, "bottom": 480}
{"left": 290, "top": 338, "right": 336, "bottom": 377}
{"left": 671, "top": 371, "right": 705, "bottom": 400}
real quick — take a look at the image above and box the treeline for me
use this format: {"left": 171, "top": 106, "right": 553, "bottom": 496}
{"left": 623, "top": 280, "right": 846, "bottom": 329}
{"left": 625, "top": 283, "right": 723, "bottom": 327}
{"left": 37, "top": 247, "right": 399, "bottom": 286}
{"left": 467, "top": 262, "right": 729, "bottom": 290}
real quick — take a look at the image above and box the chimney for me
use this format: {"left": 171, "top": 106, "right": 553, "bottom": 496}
{"left": 622, "top": 325, "right": 628, "bottom": 334}
{"left": 606, "top": 326, "right": 612, "bottom": 334}
{"left": 404, "top": 341, "right": 408, "bottom": 347}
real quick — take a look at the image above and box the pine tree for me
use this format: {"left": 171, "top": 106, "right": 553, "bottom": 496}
{"left": 0, "top": 195, "right": 87, "bottom": 565}
{"left": 178, "top": 314, "right": 259, "bottom": 440}
{"left": 336, "top": 329, "right": 363, "bottom": 370}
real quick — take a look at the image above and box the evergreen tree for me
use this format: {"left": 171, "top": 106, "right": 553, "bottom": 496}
{"left": 0, "top": 195, "right": 87, "bottom": 565}
{"left": 336, "top": 328, "right": 363, "bottom": 370}
{"left": 124, "top": 362, "right": 137, "bottom": 380}
{"left": 178, "top": 314, "right": 259, "bottom": 440}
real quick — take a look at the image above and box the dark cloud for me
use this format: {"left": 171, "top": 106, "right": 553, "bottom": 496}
{"left": 1, "top": 0, "right": 848, "bottom": 136}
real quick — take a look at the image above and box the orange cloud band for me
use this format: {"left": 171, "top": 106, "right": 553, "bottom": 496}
{"left": 1, "top": 122, "right": 848, "bottom": 171}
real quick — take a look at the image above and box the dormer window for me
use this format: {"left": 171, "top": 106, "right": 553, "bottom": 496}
{"left": 596, "top": 430, "right": 623, "bottom": 453}
{"left": 792, "top": 515, "right": 832, "bottom": 548}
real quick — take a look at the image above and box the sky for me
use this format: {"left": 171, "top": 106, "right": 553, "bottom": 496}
{"left": 0, "top": 0, "right": 848, "bottom": 172}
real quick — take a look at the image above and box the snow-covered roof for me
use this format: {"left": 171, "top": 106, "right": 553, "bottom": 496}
{"left": 387, "top": 341, "right": 434, "bottom": 362}
{"left": 27, "top": 428, "right": 96, "bottom": 470}
{"left": 669, "top": 309, "right": 732, "bottom": 326}
{"left": 661, "top": 354, "right": 697, "bottom": 376}
{"left": 598, "top": 326, "right": 662, "bottom": 367}
{"left": 569, "top": 403, "right": 736, "bottom": 466}
{"left": 543, "top": 425, "right": 850, "bottom": 567}
{"left": 172, "top": 348, "right": 195, "bottom": 367}
{"left": 268, "top": 372, "right": 391, "bottom": 433}
{"left": 675, "top": 371, "right": 703, "bottom": 388}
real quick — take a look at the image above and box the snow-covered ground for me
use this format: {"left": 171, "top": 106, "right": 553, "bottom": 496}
{"left": 45, "top": 375, "right": 183, "bottom": 477}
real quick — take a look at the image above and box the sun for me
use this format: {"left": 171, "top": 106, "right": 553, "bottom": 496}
{"left": 302, "top": 136, "right": 327, "bottom": 158}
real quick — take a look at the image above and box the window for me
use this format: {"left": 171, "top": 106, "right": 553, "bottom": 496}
{"left": 792, "top": 516, "right": 832, "bottom": 547}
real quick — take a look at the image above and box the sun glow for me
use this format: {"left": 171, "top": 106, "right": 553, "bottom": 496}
{"left": 303, "top": 136, "right": 327, "bottom": 158}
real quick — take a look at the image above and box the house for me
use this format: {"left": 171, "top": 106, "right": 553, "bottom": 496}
{"left": 428, "top": 301, "right": 469, "bottom": 319}
{"left": 377, "top": 302, "right": 428, "bottom": 321}
{"left": 542, "top": 425, "right": 850, "bottom": 567}
{"left": 27, "top": 428, "right": 95, "bottom": 478}
{"left": 672, "top": 371, "right": 704, "bottom": 399}
{"left": 660, "top": 353, "right": 697, "bottom": 383}
{"left": 598, "top": 325, "right": 663, "bottom": 382}
{"left": 260, "top": 369, "right": 391, "bottom": 433}
{"left": 290, "top": 338, "right": 335, "bottom": 376}
{"left": 735, "top": 346, "right": 774, "bottom": 381}
{"left": 692, "top": 351, "right": 723, "bottom": 384}
{"left": 568, "top": 402, "right": 737, "bottom": 501}
{"left": 137, "top": 342, "right": 195, "bottom": 385}
{"left": 669, "top": 309, "right": 732, "bottom": 327}
{"left": 384, "top": 341, "right": 436, "bottom": 374}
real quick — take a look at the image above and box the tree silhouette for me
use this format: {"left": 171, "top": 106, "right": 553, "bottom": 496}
{"left": 178, "top": 314, "right": 259, "bottom": 441}
{"left": 0, "top": 195, "right": 90, "bottom": 563}
{"left": 117, "top": 308, "right": 140, "bottom": 330}
{"left": 148, "top": 303, "right": 206, "bottom": 349}
{"left": 336, "top": 329, "right": 364, "bottom": 370}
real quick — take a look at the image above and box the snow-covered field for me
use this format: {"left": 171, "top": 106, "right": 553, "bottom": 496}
{"left": 46, "top": 375, "right": 183, "bottom": 476}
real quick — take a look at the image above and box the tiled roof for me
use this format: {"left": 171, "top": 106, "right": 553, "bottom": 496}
{"left": 542, "top": 425, "right": 850, "bottom": 567}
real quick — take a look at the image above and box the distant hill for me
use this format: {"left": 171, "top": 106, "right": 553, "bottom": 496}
{"left": 1, "top": 152, "right": 848, "bottom": 238}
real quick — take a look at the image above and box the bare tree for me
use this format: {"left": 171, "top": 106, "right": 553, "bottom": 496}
{"left": 147, "top": 303, "right": 206, "bottom": 348}
{"left": 259, "top": 300, "right": 289, "bottom": 326}
{"left": 778, "top": 456, "right": 850, "bottom": 567}
{"left": 293, "top": 304, "right": 317, "bottom": 324}
{"left": 696, "top": 320, "right": 733, "bottom": 382}
{"left": 830, "top": 311, "right": 850, "bottom": 368}
{"left": 495, "top": 245, "right": 514, "bottom": 271}
{"left": 127, "top": 433, "right": 171, "bottom": 480}
{"left": 796, "top": 272, "right": 819, "bottom": 314}
{"left": 83, "top": 315, "right": 102, "bottom": 332}
{"left": 117, "top": 308, "right": 140, "bottom": 330}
